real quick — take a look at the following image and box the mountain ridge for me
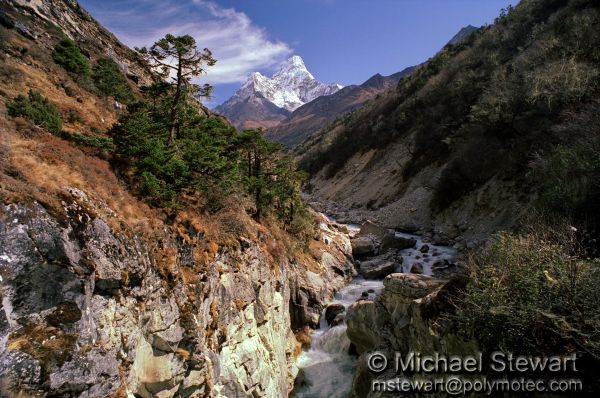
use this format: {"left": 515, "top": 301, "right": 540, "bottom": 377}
{"left": 214, "top": 55, "right": 342, "bottom": 129}
{"left": 266, "top": 66, "right": 416, "bottom": 147}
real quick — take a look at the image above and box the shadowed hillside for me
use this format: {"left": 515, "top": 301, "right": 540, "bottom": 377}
{"left": 299, "top": 0, "right": 600, "bottom": 243}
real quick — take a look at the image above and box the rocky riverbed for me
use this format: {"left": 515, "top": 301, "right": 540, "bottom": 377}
{"left": 292, "top": 217, "right": 462, "bottom": 397}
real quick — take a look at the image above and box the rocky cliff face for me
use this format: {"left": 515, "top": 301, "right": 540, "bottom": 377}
{"left": 0, "top": 189, "right": 355, "bottom": 397}
{"left": 215, "top": 56, "right": 342, "bottom": 130}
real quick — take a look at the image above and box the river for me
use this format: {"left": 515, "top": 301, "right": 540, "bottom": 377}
{"left": 292, "top": 224, "right": 456, "bottom": 397}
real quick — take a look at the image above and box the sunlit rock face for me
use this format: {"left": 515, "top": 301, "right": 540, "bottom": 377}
{"left": 0, "top": 193, "right": 355, "bottom": 397}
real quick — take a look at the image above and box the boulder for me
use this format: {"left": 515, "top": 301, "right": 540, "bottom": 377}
{"left": 324, "top": 304, "right": 345, "bottom": 326}
{"left": 359, "top": 221, "right": 390, "bottom": 241}
{"left": 419, "top": 244, "right": 429, "bottom": 253}
{"left": 410, "top": 262, "right": 423, "bottom": 274}
{"left": 351, "top": 236, "right": 376, "bottom": 256}
{"left": 380, "top": 234, "right": 416, "bottom": 253}
{"left": 360, "top": 261, "right": 396, "bottom": 279}
{"left": 330, "top": 313, "right": 345, "bottom": 327}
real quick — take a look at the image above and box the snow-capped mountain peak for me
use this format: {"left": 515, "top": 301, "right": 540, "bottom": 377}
{"left": 273, "top": 55, "right": 313, "bottom": 81}
{"left": 218, "top": 55, "right": 343, "bottom": 116}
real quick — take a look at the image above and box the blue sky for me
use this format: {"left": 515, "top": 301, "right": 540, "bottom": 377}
{"left": 79, "top": 0, "right": 517, "bottom": 107}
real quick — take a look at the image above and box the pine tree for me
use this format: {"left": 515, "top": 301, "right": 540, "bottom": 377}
{"left": 136, "top": 34, "right": 216, "bottom": 146}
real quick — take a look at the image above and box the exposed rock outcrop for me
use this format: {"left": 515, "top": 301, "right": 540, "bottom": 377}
{"left": 0, "top": 192, "right": 355, "bottom": 397}
{"left": 346, "top": 273, "right": 475, "bottom": 397}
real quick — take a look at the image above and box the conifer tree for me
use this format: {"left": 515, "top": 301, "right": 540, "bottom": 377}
{"left": 137, "top": 34, "right": 216, "bottom": 145}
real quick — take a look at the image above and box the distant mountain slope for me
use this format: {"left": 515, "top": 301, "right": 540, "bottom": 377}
{"left": 266, "top": 67, "right": 415, "bottom": 147}
{"left": 298, "top": 0, "right": 600, "bottom": 240}
{"left": 214, "top": 55, "right": 342, "bottom": 130}
{"left": 446, "top": 24, "right": 478, "bottom": 45}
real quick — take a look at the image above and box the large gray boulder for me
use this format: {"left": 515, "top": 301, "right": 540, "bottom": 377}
{"left": 380, "top": 234, "right": 416, "bottom": 253}
{"left": 358, "top": 253, "right": 400, "bottom": 279}
{"left": 351, "top": 236, "right": 376, "bottom": 256}
{"left": 361, "top": 261, "right": 396, "bottom": 279}
{"left": 358, "top": 221, "right": 390, "bottom": 241}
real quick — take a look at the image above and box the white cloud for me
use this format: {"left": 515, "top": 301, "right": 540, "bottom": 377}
{"left": 190, "top": 1, "right": 293, "bottom": 84}
{"left": 100, "top": 0, "right": 292, "bottom": 85}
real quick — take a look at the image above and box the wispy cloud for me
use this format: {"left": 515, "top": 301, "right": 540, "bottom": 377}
{"left": 88, "top": 0, "right": 292, "bottom": 85}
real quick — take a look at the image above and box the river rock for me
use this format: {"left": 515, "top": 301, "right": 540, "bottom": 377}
{"left": 380, "top": 234, "right": 417, "bottom": 253}
{"left": 360, "top": 260, "right": 396, "bottom": 279}
{"left": 410, "top": 262, "right": 424, "bottom": 274}
{"left": 324, "top": 304, "right": 345, "bottom": 326}
{"left": 358, "top": 221, "right": 390, "bottom": 241}
{"left": 351, "top": 236, "right": 376, "bottom": 256}
{"left": 419, "top": 244, "right": 430, "bottom": 253}
{"left": 330, "top": 313, "right": 345, "bottom": 327}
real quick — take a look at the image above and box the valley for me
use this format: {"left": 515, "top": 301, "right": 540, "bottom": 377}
{"left": 1, "top": 0, "right": 599, "bottom": 397}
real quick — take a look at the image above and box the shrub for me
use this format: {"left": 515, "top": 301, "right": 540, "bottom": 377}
{"left": 455, "top": 225, "right": 600, "bottom": 356}
{"left": 69, "top": 133, "right": 113, "bottom": 151}
{"left": 92, "top": 57, "right": 134, "bottom": 103}
{"left": 7, "top": 90, "right": 62, "bottom": 135}
{"left": 531, "top": 145, "right": 600, "bottom": 218}
{"left": 52, "top": 38, "right": 90, "bottom": 76}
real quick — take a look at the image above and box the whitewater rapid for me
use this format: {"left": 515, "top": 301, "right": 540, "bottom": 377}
{"left": 292, "top": 225, "right": 456, "bottom": 398}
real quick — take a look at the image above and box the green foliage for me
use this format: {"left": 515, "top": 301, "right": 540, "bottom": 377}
{"left": 238, "top": 129, "right": 309, "bottom": 224}
{"left": 92, "top": 57, "right": 134, "bottom": 103}
{"left": 455, "top": 226, "right": 600, "bottom": 356}
{"left": 7, "top": 89, "right": 62, "bottom": 135}
{"left": 532, "top": 145, "right": 600, "bottom": 216}
{"left": 137, "top": 34, "right": 216, "bottom": 145}
{"left": 114, "top": 99, "right": 311, "bottom": 232}
{"left": 527, "top": 102, "right": 600, "bottom": 256}
{"left": 69, "top": 133, "right": 113, "bottom": 151}
{"left": 52, "top": 38, "right": 90, "bottom": 76}
{"left": 114, "top": 33, "right": 311, "bottom": 235}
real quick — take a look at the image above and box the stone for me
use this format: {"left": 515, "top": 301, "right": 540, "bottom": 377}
{"left": 239, "top": 236, "right": 252, "bottom": 250}
{"left": 360, "top": 261, "right": 396, "bottom": 279}
{"left": 49, "top": 348, "right": 120, "bottom": 396}
{"left": 380, "top": 234, "right": 417, "bottom": 253}
{"left": 351, "top": 236, "right": 376, "bottom": 256}
{"left": 359, "top": 221, "right": 390, "bottom": 241}
{"left": 330, "top": 313, "right": 345, "bottom": 327}
{"left": 324, "top": 304, "right": 345, "bottom": 326}
{"left": 410, "top": 262, "right": 423, "bottom": 274}
{"left": 419, "top": 244, "right": 430, "bottom": 253}
{"left": 383, "top": 273, "right": 446, "bottom": 299}
{"left": 0, "top": 197, "right": 357, "bottom": 397}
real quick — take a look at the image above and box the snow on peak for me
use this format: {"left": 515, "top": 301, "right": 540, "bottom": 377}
{"left": 228, "top": 55, "right": 343, "bottom": 112}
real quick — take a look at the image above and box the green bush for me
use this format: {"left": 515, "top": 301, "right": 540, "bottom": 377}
{"left": 92, "top": 57, "right": 134, "bottom": 103}
{"left": 7, "top": 90, "right": 62, "bottom": 135}
{"left": 113, "top": 99, "right": 235, "bottom": 204}
{"left": 69, "top": 133, "right": 113, "bottom": 151}
{"left": 532, "top": 145, "right": 600, "bottom": 217}
{"left": 52, "top": 38, "right": 90, "bottom": 76}
{"left": 455, "top": 226, "right": 600, "bottom": 356}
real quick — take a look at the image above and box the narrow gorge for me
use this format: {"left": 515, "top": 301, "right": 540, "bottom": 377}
{"left": 1, "top": 0, "right": 600, "bottom": 396}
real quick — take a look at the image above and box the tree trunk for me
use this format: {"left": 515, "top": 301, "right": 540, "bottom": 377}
{"left": 168, "top": 54, "right": 183, "bottom": 146}
{"left": 254, "top": 154, "right": 262, "bottom": 220}
{"left": 247, "top": 151, "right": 252, "bottom": 177}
